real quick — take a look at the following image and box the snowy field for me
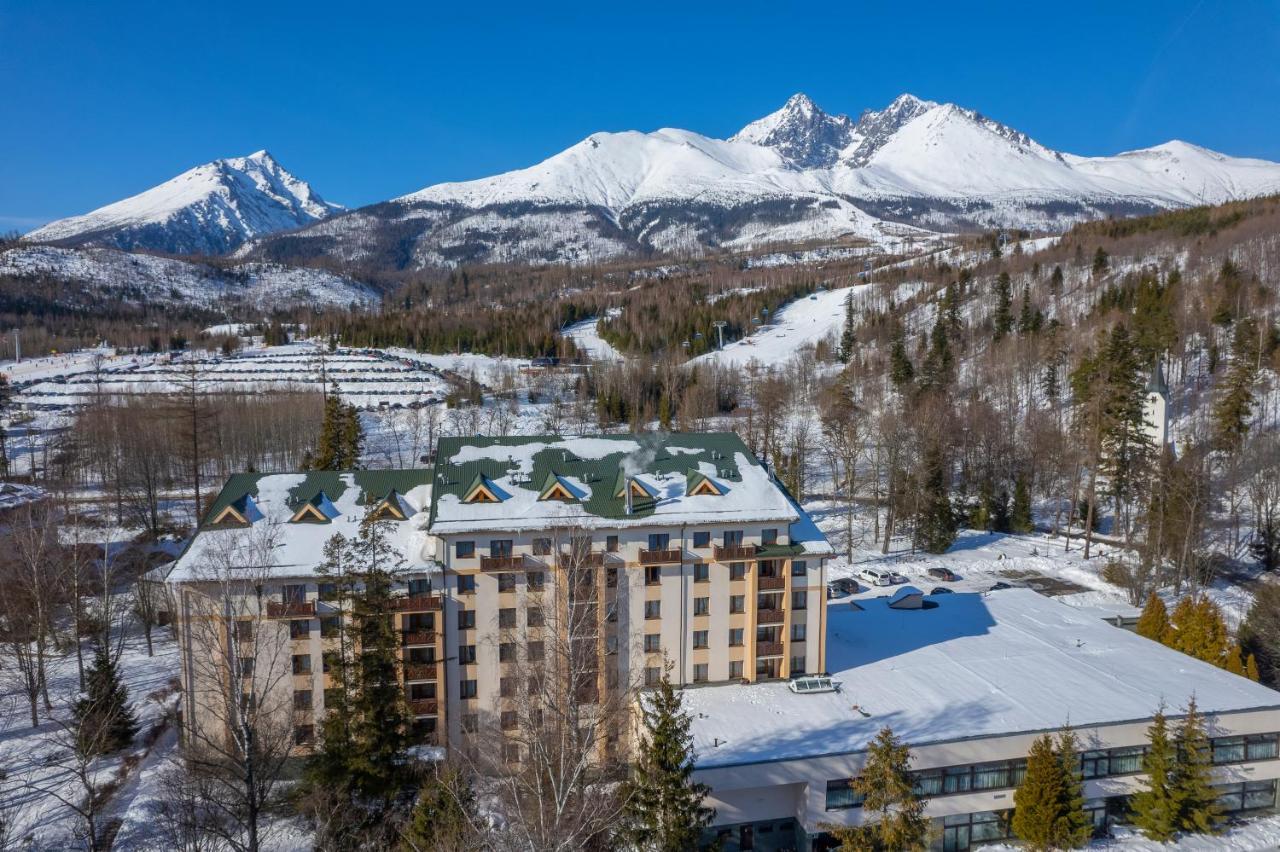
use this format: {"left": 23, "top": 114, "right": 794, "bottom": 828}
{"left": 562, "top": 316, "right": 623, "bottom": 362}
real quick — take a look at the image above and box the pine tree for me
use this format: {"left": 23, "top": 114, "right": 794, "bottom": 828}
{"left": 1053, "top": 729, "right": 1092, "bottom": 849}
{"left": 1172, "top": 697, "right": 1224, "bottom": 835}
{"left": 1130, "top": 706, "right": 1181, "bottom": 841}
{"left": 889, "top": 324, "right": 915, "bottom": 391}
{"left": 1092, "top": 247, "right": 1109, "bottom": 275}
{"left": 1017, "top": 285, "right": 1035, "bottom": 335}
{"left": 1136, "top": 592, "right": 1170, "bottom": 642}
{"left": 993, "top": 272, "right": 1014, "bottom": 341}
{"left": 915, "top": 444, "right": 957, "bottom": 554}
{"left": 918, "top": 315, "right": 953, "bottom": 393}
{"left": 399, "top": 763, "right": 477, "bottom": 851}
{"left": 74, "top": 640, "right": 139, "bottom": 755}
{"left": 1212, "top": 317, "right": 1259, "bottom": 454}
{"left": 621, "top": 672, "right": 714, "bottom": 852}
{"left": 1012, "top": 735, "right": 1067, "bottom": 851}
{"left": 313, "top": 390, "right": 365, "bottom": 470}
{"left": 828, "top": 727, "right": 929, "bottom": 852}
{"left": 840, "top": 293, "right": 857, "bottom": 363}
{"left": 1010, "top": 473, "right": 1033, "bottom": 533}
{"left": 1049, "top": 265, "right": 1064, "bottom": 296}
{"left": 1164, "top": 596, "right": 1232, "bottom": 668}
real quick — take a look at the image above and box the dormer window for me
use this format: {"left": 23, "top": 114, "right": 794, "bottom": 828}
{"left": 463, "top": 474, "right": 504, "bottom": 504}
{"left": 538, "top": 472, "right": 581, "bottom": 502}
{"left": 291, "top": 491, "right": 339, "bottom": 524}
{"left": 686, "top": 471, "right": 723, "bottom": 497}
{"left": 209, "top": 494, "right": 261, "bottom": 528}
{"left": 369, "top": 489, "right": 412, "bottom": 521}
{"left": 614, "top": 475, "right": 656, "bottom": 500}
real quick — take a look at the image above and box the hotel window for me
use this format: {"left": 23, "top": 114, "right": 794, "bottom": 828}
{"left": 498, "top": 573, "right": 516, "bottom": 592}
{"left": 693, "top": 531, "right": 711, "bottom": 549}
{"left": 762, "top": 528, "right": 778, "bottom": 546}
{"left": 239, "top": 658, "right": 254, "bottom": 677}
{"left": 941, "top": 811, "right": 1013, "bottom": 847}
{"left": 729, "top": 562, "right": 747, "bottom": 581}
{"left": 645, "top": 667, "right": 661, "bottom": 686}
{"left": 458, "top": 610, "right": 476, "bottom": 630}
{"left": 455, "top": 541, "right": 475, "bottom": 559}
{"left": 320, "top": 616, "right": 340, "bottom": 638}
{"left": 729, "top": 660, "right": 744, "bottom": 679}
{"left": 291, "top": 654, "right": 311, "bottom": 675}
{"left": 318, "top": 582, "right": 339, "bottom": 600}
{"left": 645, "top": 566, "right": 662, "bottom": 586}
{"left": 533, "top": 537, "right": 552, "bottom": 556}
{"left": 694, "top": 597, "right": 710, "bottom": 616}
{"left": 458, "top": 644, "right": 476, "bottom": 664}
{"left": 792, "top": 591, "right": 808, "bottom": 610}
{"left": 528, "top": 640, "right": 544, "bottom": 661}
{"left": 790, "top": 655, "right": 805, "bottom": 674}
{"left": 791, "top": 624, "right": 806, "bottom": 642}
{"left": 606, "top": 535, "right": 619, "bottom": 552}
{"left": 694, "top": 563, "right": 709, "bottom": 583}
{"left": 1212, "top": 733, "right": 1280, "bottom": 764}
{"left": 235, "top": 621, "right": 253, "bottom": 642}
{"left": 409, "top": 682, "right": 436, "bottom": 700}
{"left": 723, "top": 530, "right": 743, "bottom": 547}
{"left": 528, "top": 609, "right": 544, "bottom": 627}
{"left": 294, "top": 690, "right": 312, "bottom": 710}
{"left": 499, "top": 642, "right": 515, "bottom": 663}
{"left": 499, "top": 608, "right": 516, "bottom": 628}
{"left": 500, "top": 678, "right": 515, "bottom": 697}
{"left": 644, "top": 634, "right": 661, "bottom": 653}
{"left": 490, "top": 540, "right": 513, "bottom": 557}
{"left": 282, "top": 584, "right": 306, "bottom": 603}
{"left": 645, "top": 601, "right": 661, "bottom": 620}
{"left": 528, "top": 571, "right": 545, "bottom": 590}
{"left": 791, "top": 560, "right": 807, "bottom": 577}
{"left": 456, "top": 574, "right": 476, "bottom": 594}
{"left": 459, "top": 679, "right": 478, "bottom": 699}
{"left": 290, "top": 619, "right": 310, "bottom": 639}
{"left": 1247, "top": 733, "right": 1280, "bottom": 761}
{"left": 730, "top": 595, "right": 745, "bottom": 614}
{"left": 606, "top": 567, "right": 618, "bottom": 588}
{"left": 408, "top": 647, "right": 434, "bottom": 663}
{"left": 728, "top": 628, "right": 744, "bottom": 647}
{"left": 1218, "top": 779, "right": 1279, "bottom": 813}
{"left": 462, "top": 713, "right": 479, "bottom": 732}
{"left": 824, "top": 779, "right": 864, "bottom": 810}
{"left": 408, "top": 577, "right": 431, "bottom": 595}
{"left": 693, "top": 630, "right": 709, "bottom": 649}
{"left": 501, "top": 711, "right": 518, "bottom": 730}
{"left": 648, "top": 533, "right": 670, "bottom": 551}
{"left": 294, "top": 725, "right": 314, "bottom": 745}
{"left": 693, "top": 663, "right": 709, "bottom": 682}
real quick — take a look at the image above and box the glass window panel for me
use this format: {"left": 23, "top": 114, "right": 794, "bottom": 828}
{"left": 1247, "top": 735, "right": 1279, "bottom": 761}
{"left": 1244, "top": 782, "right": 1276, "bottom": 810}
{"left": 1213, "top": 736, "right": 1246, "bottom": 764}
{"left": 914, "top": 771, "right": 943, "bottom": 796}
{"left": 1109, "top": 746, "right": 1145, "bottom": 774}
{"left": 972, "top": 763, "right": 1010, "bottom": 790}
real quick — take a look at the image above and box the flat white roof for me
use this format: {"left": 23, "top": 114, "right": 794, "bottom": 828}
{"left": 686, "top": 588, "right": 1280, "bottom": 769}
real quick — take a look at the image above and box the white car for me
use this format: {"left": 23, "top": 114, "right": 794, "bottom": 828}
{"left": 857, "top": 567, "right": 893, "bottom": 587}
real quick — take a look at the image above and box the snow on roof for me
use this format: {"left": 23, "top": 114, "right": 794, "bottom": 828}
{"left": 685, "top": 589, "right": 1280, "bottom": 769}
{"left": 168, "top": 471, "right": 435, "bottom": 582}
{"left": 429, "top": 434, "right": 825, "bottom": 540}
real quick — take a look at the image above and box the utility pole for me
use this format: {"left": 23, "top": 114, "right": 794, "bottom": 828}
{"left": 13, "top": 329, "right": 20, "bottom": 363}
{"left": 712, "top": 320, "right": 727, "bottom": 350}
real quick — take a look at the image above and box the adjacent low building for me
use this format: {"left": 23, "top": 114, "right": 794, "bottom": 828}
{"left": 684, "top": 588, "right": 1280, "bottom": 851}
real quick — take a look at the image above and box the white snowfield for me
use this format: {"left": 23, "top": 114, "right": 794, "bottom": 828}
{"left": 22, "top": 150, "right": 343, "bottom": 254}
{"left": 685, "top": 588, "right": 1280, "bottom": 770}
{"left": 691, "top": 282, "right": 873, "bottom": 369}
{"left": 562, "top": 317, "right": 623, "bottom": 362}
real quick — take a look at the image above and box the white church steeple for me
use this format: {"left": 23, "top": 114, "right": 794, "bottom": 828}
{"left": 1142, "top": 360, "right": 1169, "bottom": 448}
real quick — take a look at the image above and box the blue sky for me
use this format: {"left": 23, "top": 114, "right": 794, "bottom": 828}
{"left": 2, "top": 0, "right": 1278, "bottom": 232}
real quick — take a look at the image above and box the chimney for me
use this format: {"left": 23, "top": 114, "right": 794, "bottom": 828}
{"left": 625, "top": 478, "right": 633, "bottom": 516}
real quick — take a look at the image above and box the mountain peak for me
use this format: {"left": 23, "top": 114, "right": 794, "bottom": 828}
{"left": 22, "top": 152, "right": 342, "bottom": 255}
{"left": 731, "top": 93, "right": 855, "bottom": 168}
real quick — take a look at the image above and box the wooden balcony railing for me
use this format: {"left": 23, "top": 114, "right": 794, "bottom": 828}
{"left": 560, "top": 551, "right": 606, "bottom": 568}
{"left": 266, "top": 600, "right": 315, "bottom": 618}
{"left": 390, "top": 594, "right": 442, "bottom": 611}
{"left": 404, "top": 662, "right": 438, "bottom": 680}
{"left": 639, "top": 548, "right": 682, "bottom": 565}
{"left": 757, "top": 608, "right": 785, "bottom": 625}
{"left": 756, "top": 641, "right": 784, "bottom": 657}
{"left": 480, "top": 554, "right": 530, "bottom": 571}
{"left": 757, "top": 576, "right": 786, "bottom": 591}
{"left": 408, "top": 698, "right": 439, "bottom": 716}
{"left": 401, "top": 630, "right": 436, "bottom": 646}
{"left": 714, "top": 544, "right": 758, "bottom": 561}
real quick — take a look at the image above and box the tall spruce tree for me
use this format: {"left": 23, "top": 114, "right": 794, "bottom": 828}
{"left": 1012, "top": 731, "right": 1089, "bottom": 851}
{"left": 828, "top": 726, "right": 929, "bottom": 852}
{"left": 889, "top": 324, "right": 915, "bottom": 391}
{"left": 74, "top": 640, "right": 139, "bottom": 755}
{"left": 1130, "top": 706, "right": 1180, "bottom": 841}
{"left": 1054, "top": 729, "right": 1092, "bottom": 849}
{"left": 1136, "top": 592, "right": 1170, "bottom": 642}
{"left": 839, "top": 292, "right": 857, "bottom": 363}
{"left": 1212, "top": 317, "right": 1259, "bottom": 454}
{"left": 1010, "top": 473, "right": 1034, "bottom": 533}
{"left": 621, "top": 673, "right": 714, "bottom": 852}
{"left": 1172, "top": 697, "right": 1224, "bottom": 835}
{"left": 399, "top": 763, "right": 478, "bottom": 851}
{"left": 915, "top": 444, "right": 957, "bottom": 554}
{"left": 993, "top": 272, "right": 1014, "bottom": 341}
{"left": 1049, "top": 265, "right": 1064, "bottom": 296}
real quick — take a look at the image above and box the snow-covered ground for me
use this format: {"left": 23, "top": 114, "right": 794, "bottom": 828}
{"left": 563, "top": 316, "right": 623, "bottom": 362}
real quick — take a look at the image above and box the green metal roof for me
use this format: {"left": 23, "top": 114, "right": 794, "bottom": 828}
{"left": 200, "top": 469, "right": 433, "bottom": 528}
{"left": 428, "top": 432, "right": 759, "bottom": 524}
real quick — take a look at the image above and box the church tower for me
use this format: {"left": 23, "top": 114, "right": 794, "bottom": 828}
{"left": 1142, "top": 360, "right": 1169, "bottom": 449}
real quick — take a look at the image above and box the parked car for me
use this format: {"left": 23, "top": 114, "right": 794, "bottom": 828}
{"left": 826, "top": 578, "right": 859, "bottom": 599}
{"left": 889, "top": 572, "right": 908, "bottom": 584}
{"left": 930, "top": 586, "right": 954, "bottom": 595}
{"left": 927, "top": 567, "right": 958, "bottom": 582}
{"left": 857, "top": 567, "right": 893, "bottom": 587}
{"left": 989, "top": 581, "right": 1013, "bottom": 591}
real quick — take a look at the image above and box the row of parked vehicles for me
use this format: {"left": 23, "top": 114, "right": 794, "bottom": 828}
{"left": 826, "top": 565, "right": 962, "bottom": 599}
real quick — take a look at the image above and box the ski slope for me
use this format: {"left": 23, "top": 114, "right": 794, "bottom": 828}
{"left": 691, "top": 282, "right": 872, "bottom": 369}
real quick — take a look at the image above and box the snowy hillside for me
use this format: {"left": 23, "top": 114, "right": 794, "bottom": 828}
{"left": 23, "top": 151, "right": 343, "bottom": 255}
{"left": 0, "top": 245, "right": 377, "bottom": 309}
{"left": 242, "top": 93, "right": 1280, "bottom": 269}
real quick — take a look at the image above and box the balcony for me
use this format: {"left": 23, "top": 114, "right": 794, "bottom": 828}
{"left": 757, "top": 576, "right": 786, "bottom": 591}
{"left": 480, "top": 554, "right": 532, "bottom": 571}
{"left": 560, "top": 551, "right": 607, "bottom": 568}
{"left": 757, "top": 608, "right": 785, "bottom": 625}
{"left": 404, "top": 662, "right": 438, "bottom": 680}
{"left": 639, "top": 548, "right": 682, "bottom": 565}
{"left": 408, "top": 698, "right": 439, "bottom": 716}
{"left": 390, "top": 594, "right": 442, "bottom": 612}
{"left": 266, "top": 600, "right": 315, "bottom": 618}
{"left": 401, "top": 630, "right": 436, "bottom": 646}
{"left": 756, "top": 641, "right": 784, "bottom": 657}
{"left": 714, "top": 544, "right": 758, "bottom": 561}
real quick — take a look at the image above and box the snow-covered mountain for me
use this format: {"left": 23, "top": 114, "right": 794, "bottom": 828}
{"left": 0, "top": 245, "right": 377, "bottom": 310}
{"left": 24, "top": 151, "right": 343, "bottom": 256}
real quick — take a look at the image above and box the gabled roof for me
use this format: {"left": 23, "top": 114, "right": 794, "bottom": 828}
{"left": 539, "top": 471, "right": 585, "bottom": 502}
{"left": 199, "top": 469, "right": 433, "bottom": 527}
{"left": 369, "top": 488, "right": 416, "bottom": 520}
{"left": 462, "top": 473, "right": 506, "bottom": 504}
{"left": 1146, "top": 360, "right": 1169, "bottom": 396}
{"left": 290, "top": 490, "right": 341, "bottom": 523}
{"left": 208, "top": 493, "right": 263, "bottom": 527}
{"left": 685, "top": 470, "right": 724, "bottom": 497}
{"left": 612, "top": 470, "right": 658, "bottom": 500}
